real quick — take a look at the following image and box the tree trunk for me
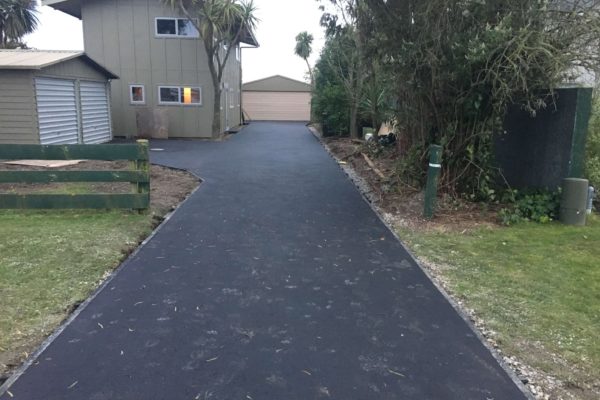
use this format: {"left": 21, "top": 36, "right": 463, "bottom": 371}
{"left": 212, "top": 85, "right": 222, "bottom": 138}
{"left": 350, "top": 101, "right": 359, "bottom": 139}
{"left": 305, "top": 58, "right": 314, "bottom": 88}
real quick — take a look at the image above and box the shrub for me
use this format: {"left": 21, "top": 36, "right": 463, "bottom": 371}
{"left": 313, "top": 83, "right": 350, "bottom": 137}
{"left": 586, "top": 96, "right": 600, "bottom": 193}
{"left": 499, "top": 189, "right": 561, "bottom": 225}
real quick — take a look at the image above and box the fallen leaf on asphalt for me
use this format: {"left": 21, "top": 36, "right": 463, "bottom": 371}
{"left": 388, "top": 369, "right": 405, "bottom": 378}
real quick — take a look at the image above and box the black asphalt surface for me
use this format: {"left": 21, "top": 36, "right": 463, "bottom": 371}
{"left": 1, "top": 122, "right": 527, "bottom": 399}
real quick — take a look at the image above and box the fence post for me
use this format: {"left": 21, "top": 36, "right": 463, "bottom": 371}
{"left": 135, "top": 139, "right": 150, "bottom": 210}
{"left": 423, "top": 144, "right": 443, "bottom": 219}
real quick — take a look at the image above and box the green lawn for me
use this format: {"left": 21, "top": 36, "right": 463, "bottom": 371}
{"left": 0, "top": 210, "right": 154, "bottom": 373}
{"left": 398, "top": 214, "right": 600, "bottom": 397}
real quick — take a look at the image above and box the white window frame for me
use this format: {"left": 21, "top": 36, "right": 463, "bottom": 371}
{"left": 155, "top": 17, "right": 199, "bottom": 38}
{"left": 158, "top": 85, "right": 203, "bottom": 106}
{"left": 129, "top": 84, "right": 145, "bottom": 105}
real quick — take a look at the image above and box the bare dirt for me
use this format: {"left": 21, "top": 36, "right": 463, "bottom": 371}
{"left": 323, "top": 136, "right": 500, "bottom": 232}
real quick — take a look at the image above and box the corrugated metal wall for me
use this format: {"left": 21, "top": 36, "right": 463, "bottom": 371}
{"left": 35, "top": 77, "right": 79, "bottom": 145}
{"left": 80, "top": 81, "right": 111, "bottom": 143}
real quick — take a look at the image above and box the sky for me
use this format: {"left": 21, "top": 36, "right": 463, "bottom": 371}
{"left": 24, "top": 0, "right": 326, "bottom": 83}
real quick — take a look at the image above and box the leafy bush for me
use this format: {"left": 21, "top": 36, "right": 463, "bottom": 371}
{"left": 313, "top": 83, "right": 350, "bottom": 137}
{"left": 365, "top": 0, "right": 600, "bottom": 195}
{"left": 586, "top": 96, "right": 600, "bottom": 193}
{"left": 499, "top": 189, "right": 561, "bottom": 225}
{"left": 312, "top": 34, "right": 352, "bottom": 137}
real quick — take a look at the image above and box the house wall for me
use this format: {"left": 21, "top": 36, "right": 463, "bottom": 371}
{"left": 36, "top": 57, "right": 111, "bottom": 82}
{"left": 0, "top": 70, "right": 38, "bottom": 145}
{"left": 80, "top": 0, "right": 241, "bottom": 138}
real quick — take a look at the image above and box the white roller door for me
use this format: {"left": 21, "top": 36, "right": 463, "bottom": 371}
{"left": 243, "top": 91, "right": 311, "bottom": 121}
{"left": 80, "top": 81, "right": 111, "bottom": 144}
{"left": 35, "top": 78, "right": 79, "bottom": 145}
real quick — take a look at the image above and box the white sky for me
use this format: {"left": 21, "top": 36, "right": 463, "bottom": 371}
{"left": 24, "top": 0, "right": 325, "bottom": 83}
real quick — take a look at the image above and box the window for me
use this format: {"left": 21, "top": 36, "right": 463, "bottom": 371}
{"left": 177, "top": 19, "right": 198, "bottom": 37}
{"left": 155, "top": 18, "right": 199, "bottom": 38}
{"left": 156, "top": 18, "right": 176, "bottom": 35}
{"left": 130, "top": 84, "right": 145, "bottom": 104}
{"left": 158, "top": 86, "right": 202, "bottom": 105}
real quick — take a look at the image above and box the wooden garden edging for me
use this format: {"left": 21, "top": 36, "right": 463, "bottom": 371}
{"left": 0, "top": 140, "right": 150, "bottom": 210}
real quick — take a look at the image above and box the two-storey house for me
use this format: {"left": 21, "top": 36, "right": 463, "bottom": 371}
{"left": 43, "top": 0, "right": 258, "bottom": 138}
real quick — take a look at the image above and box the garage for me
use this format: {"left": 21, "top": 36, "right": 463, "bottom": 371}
{"left": 242, "top": 75, "right": 311, "bottom": 122}
{"left": 0, "top": 50, "right": 117, "bottom": 145}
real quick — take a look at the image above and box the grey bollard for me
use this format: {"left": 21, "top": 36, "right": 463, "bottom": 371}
{"left": 560, "top": 178, "right": 589, "bottom": 226}
{"left": 587, "top": 186, "right": 596, "bottom": 215}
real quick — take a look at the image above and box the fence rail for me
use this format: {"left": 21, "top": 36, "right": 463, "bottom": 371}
{"left": 0, "top": 140, "right": 150, "bottom": 210}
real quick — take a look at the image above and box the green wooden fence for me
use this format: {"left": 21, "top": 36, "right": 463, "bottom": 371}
{"left": 0, "top": 140, "right": 150, "bottom": 210}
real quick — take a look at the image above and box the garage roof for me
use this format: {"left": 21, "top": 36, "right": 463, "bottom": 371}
{"left": 0, "top": 50, "right": 118, "bottom": 79}
{"left": 242, "top": 75, "right": 311, "bottom": 93}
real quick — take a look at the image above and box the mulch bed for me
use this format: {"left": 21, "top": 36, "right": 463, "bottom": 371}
{"left": 323, "top": 136, "right": 501, "bottom": 232}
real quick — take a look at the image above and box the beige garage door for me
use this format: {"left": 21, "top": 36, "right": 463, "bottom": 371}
{"left": 243, "top": 91, "right": 311, "bottom": 121}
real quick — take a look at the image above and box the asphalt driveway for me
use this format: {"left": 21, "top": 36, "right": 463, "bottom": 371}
{"left": 0, "top": 122, "right": 527, "bottom": 399}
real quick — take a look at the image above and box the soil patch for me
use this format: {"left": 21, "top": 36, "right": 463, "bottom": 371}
{"left": 323, "top": 136, "right": 500, "bottom": 233}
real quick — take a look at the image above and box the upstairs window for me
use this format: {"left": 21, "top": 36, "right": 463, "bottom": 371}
{"left": 158, "top": 86, "right": 202, "bottom": 105}
{"left": 155, "top": 18, "right": 199, "bottom": 38}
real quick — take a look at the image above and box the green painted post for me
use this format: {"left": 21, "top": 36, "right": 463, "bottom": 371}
{"left": 135, "top": 139, "right": 150, "bottom": 211}
{"left": 424, "top": 144, "right": 443, "bottom": 219}
{"left": 569, "top": 87, "right": 593, "bottom": 178}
